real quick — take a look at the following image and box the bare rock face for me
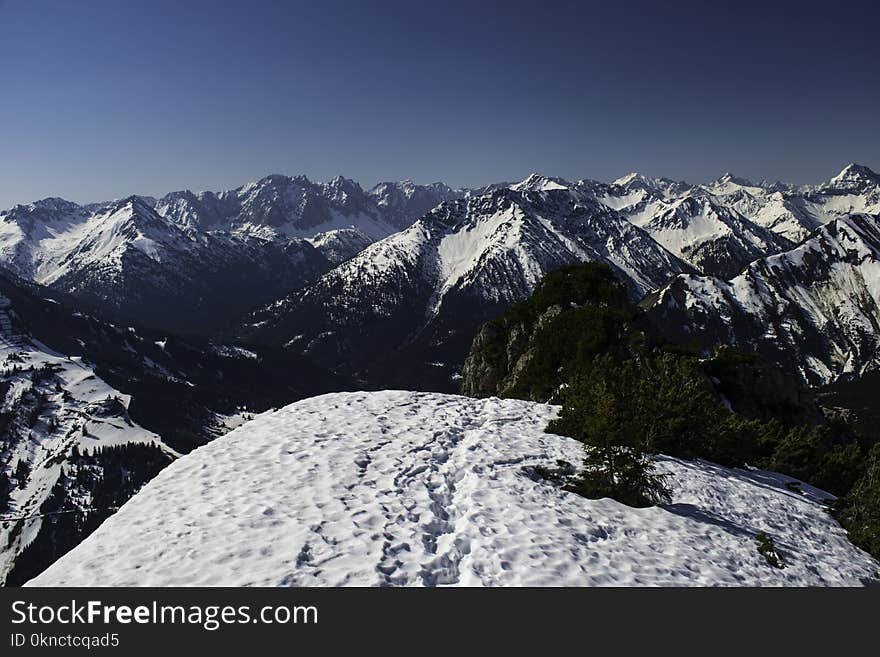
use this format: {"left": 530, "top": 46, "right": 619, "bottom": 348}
{"left": 461, "top": 305, "right": 562, "bottom": 399}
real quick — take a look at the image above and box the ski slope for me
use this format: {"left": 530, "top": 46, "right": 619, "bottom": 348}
{"left": 28, "top": 391, "right": 880, "bottom": 587}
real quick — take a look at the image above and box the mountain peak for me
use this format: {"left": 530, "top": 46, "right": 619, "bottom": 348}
{"left": 328, "top": 174, "right": 358, "bottom": 187}
{"left": 4, "top": 197, "right": 82, "bottom": 218}
{"left": 101, "top": 196, "right": 173, "bottom": 235}
{"left": 246, "top": 173, "right": 305, "bottom": 191}
{"left": 325, "top": 175, "right": 364, "bottom": 194}
{"left": 510, "top": 173, "right": 570, "bottom": 192}
{"left": 113, "top": 195, "right": 159, "bottom": 215}
{"left": 830, "top": 163, "right": 879, "bottom": 186}
{"left": 612, "top": 172, "right": 647, "bottom": 187}
{"left": 712, "top": 172, "right": 756, "bottom": 188}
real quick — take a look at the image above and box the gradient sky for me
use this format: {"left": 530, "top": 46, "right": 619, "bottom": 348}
{"left": 1, "top": 0, "right": 878, "bottom": 208}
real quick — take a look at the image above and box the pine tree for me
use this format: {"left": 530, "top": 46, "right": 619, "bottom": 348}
{"left": 551, "top": 357, "right": 670, "bottom": 507}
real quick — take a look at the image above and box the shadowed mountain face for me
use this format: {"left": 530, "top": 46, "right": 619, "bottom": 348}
{"left": 0, "top": 266, "right": 348, "bottom": 584}
{"left": 0, "top": 267, "right": 348, "bottom": 450}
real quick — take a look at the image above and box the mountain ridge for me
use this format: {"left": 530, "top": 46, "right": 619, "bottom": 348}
{"left": 643, "top": 212, "right": 880, "bottom": 385}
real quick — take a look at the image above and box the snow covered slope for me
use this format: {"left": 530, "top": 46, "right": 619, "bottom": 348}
{"left": 806, "top": 164, "right": 880, "bottom": 223}
{"left": 0, "top": 290, "right": 175, "bottom": 585}
{"left": 630, "top": 194, "right": 793, "bottom": 279}
{"left": 236, "top": 181, "right": 691, "bottom": 388}
{"left": 596, "top": 164, "right": 880, "bottom": 255}
{"left": 644, "top": 213, "right": 880, "bottom": 385}
{"left": 0, "top": 198, "right": 92, "bottom": 281}
{"left": 27, "top": 391, "right": 879, "bottom": 587}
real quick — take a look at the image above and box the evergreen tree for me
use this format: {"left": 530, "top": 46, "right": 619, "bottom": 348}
{"left": 550, "top": 357, "right": 670, "bottom": 507}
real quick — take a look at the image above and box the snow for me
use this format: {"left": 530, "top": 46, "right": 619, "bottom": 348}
{"left": 0, "top": 293, "right": 174, "bottom": 580}
{"left": 649, "top": 202, "right": 731, "bottom": 254}
{"left": 213, "top": 345, "right": 259, "bottom": 360}
{"left": 597, "top": 189, "right": 648, "bottom": 213}
{"left": 235, "top": 208, "right": 398, "bottom": 242}
{"left": 510, "top": 173, "right": 570, "bottom": 192}
{"left": 0, "top": 198, "right": 196, "bottom": 287}
{"left": 436, "top": 205, "right": 526, "bottom": 294}
{"left": 28, "top": 391, "right": 879, "bottom": 587}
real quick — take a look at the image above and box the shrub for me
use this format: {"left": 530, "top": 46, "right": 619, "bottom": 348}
{"left": 766, "top": 425, "right": 865, "bottom": 496}
{"left": 756, "top": 531, "right": 784, "bottom": 568}
{"left": 833, "top": 444, "right": 880, "bottom": 559}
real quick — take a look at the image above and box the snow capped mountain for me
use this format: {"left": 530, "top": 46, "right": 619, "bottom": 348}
{"left": 692, "top": 165, "right": 877, "bottom": 245}
{"left": 156, "top": 174, "right": 401, "bottom": 242}
{"left": 308, "top": 228, "right": 374, "bottom": 265}
{"left": 150, "top": 189, "right": 231, "bottom": 235}
{"left": 595, "top": 164, "right": 880, "bottom": 260}
{"left": 0, "top": 195, "right": 212, "bottom": 296}
{"left": 714, "top": 187, "right": 820, "bottom": 244}
{"left": 0, "top": 198, "right": 93, "bottom": 281}
{"left": 509, "top": 173, "right": 572, "bottom": 192}
{"left": 610, "top": 172, "right": 694, "bottom": 200}
{"left": 27, "top": 391, "right": 879, "bottom": 586}
{"left": 155, "top": 175, "right": 467, "bottom": 267}
{"left": 3, "top": 164, "right": 879, "bottom": 377}
{"left": 44, "top": 196, "right": 197, "bottom": 283}
{"left": 236, "top": 182, "right": 691, "bottom": 388}
{"left": 595, "top": 172, "right": 805, "bottom": 275}
{"left": 0, "top": 195, "right": 332, "bottom": 333}
{"left": 234, "top": 174, "right": 397, "bottom": 240}
{"left": 0, "top": 173, "right": 471, "bottom": 335}
{"left": 703, "top": 172, "right": 763, "bottom": 196}
{"left": 827, "top": 163, "right": 880, "bottom": 192}
{"left": 803, "top": 163, "right": 880, "bottom": 222}
{"left": 632, "top": 194, "right": 794, "bottom": 279}
{"left": 368, "top": 179, "right": 464, "bottom": 229}
{"left": 644, "top": 212, "right": 880, "bottom": 385}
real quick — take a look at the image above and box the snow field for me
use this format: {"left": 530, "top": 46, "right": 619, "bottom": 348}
{"left": 29, "top": 391, "right": 880, "bottom": 587}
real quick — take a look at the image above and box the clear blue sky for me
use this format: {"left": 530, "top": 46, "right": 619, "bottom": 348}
{"left": 1, "top": 0, "right": 878, "bottom": 207}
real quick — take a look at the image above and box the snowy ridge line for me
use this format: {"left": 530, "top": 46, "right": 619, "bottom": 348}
{"left": 28, "top": 391, "right": 880, "bottom": 587}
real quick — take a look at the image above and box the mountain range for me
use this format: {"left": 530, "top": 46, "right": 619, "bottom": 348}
{"left": 644, "top": 212, "right": 880, "bottom": 385}
{"left": 3, "top": 163, "right": 880, "bottom": 583}
{"left": 0, "top": 177, "right": 463, "bottom": 333}
{"left": 235, "top": 164, "right": 880, "bottom": 388}
{"left": 2, "top": 165, "right": 879, "bottom": 388}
